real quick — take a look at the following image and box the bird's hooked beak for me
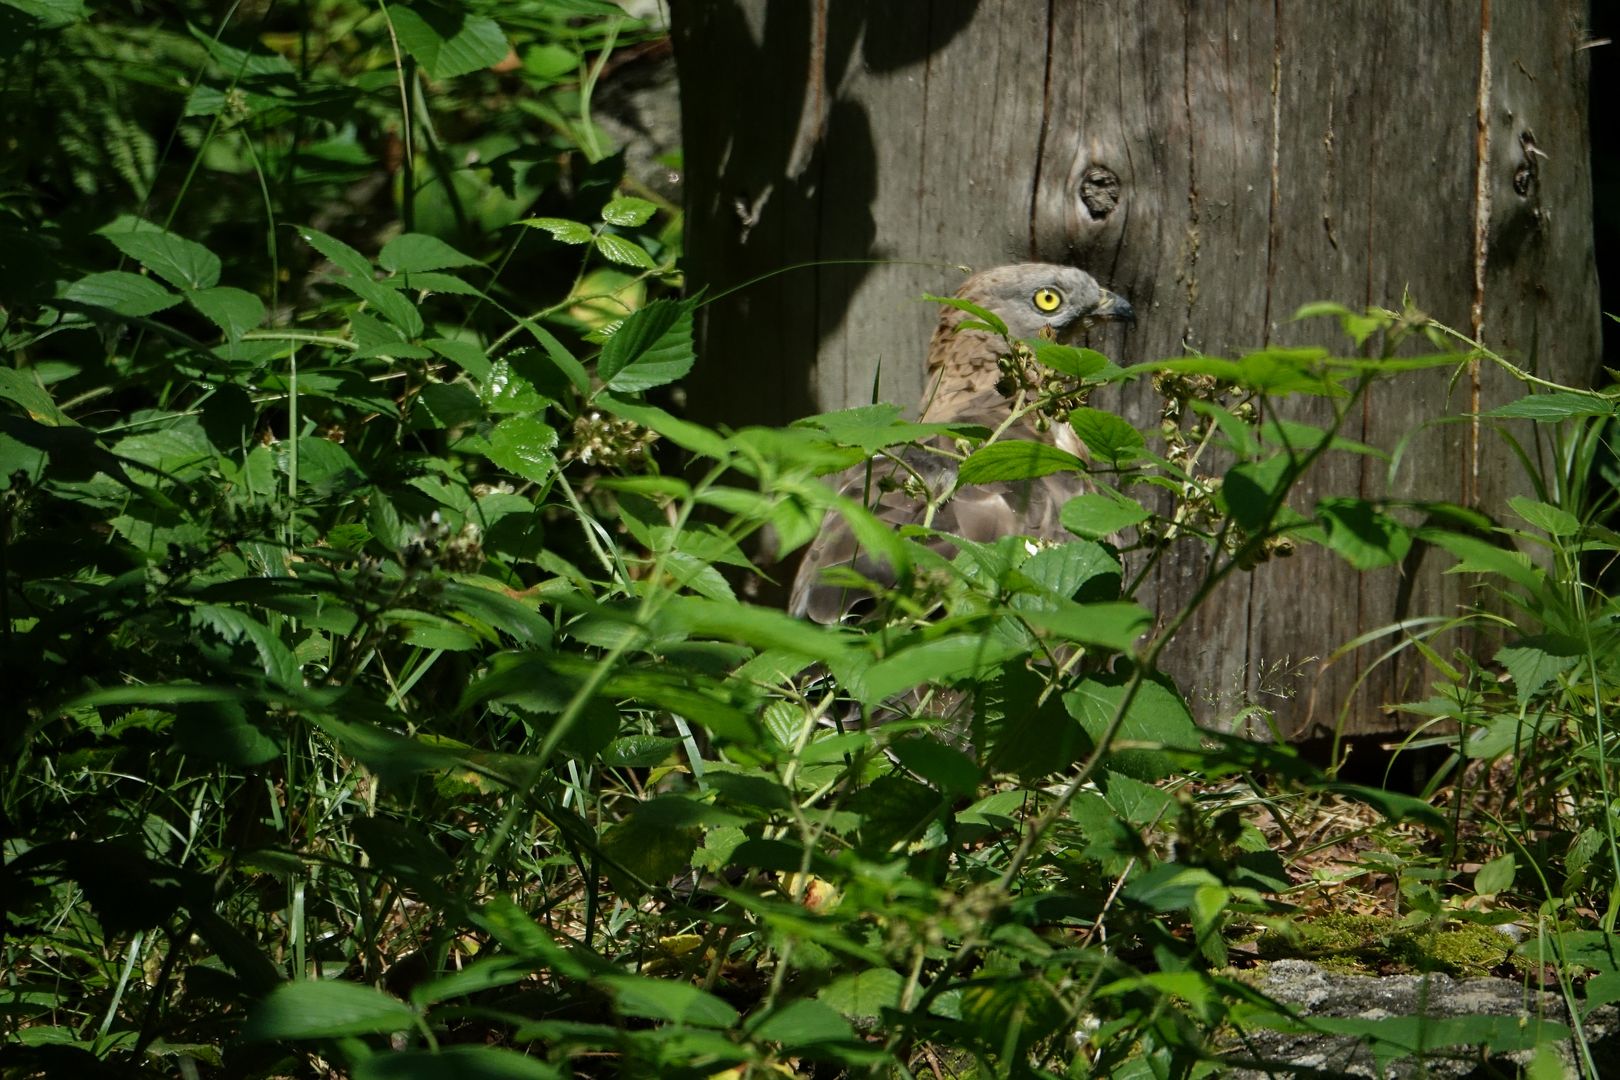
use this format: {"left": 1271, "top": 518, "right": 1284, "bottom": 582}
{"left": 1090, "top": 289, "right": 1135, "bottom": 325}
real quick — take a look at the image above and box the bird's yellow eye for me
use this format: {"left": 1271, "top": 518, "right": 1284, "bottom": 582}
{"left": 1032, "top": 287, "right": 1063, "bottom": 312}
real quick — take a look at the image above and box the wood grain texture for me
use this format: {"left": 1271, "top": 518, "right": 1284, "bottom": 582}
{"left": 670, "top": 1, "right": 1599, "bottom": 737}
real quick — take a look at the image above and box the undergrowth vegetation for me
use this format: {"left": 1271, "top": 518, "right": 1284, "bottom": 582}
{"left": 3, "top": 2, "right": 1619, "bottom": 1077}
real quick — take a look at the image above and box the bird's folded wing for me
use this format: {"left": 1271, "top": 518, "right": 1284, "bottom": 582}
{"left": 788, "top": 436, "right": 1086, "bottom": 623}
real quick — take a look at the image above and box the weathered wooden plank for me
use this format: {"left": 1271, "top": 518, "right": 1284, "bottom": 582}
{"left": 670, "top": 0, "right": 1599, "bottom": 737}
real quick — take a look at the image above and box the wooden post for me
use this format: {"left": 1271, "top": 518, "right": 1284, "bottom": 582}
{"left": 670, "top": 1, "right": 1599, "bottom": 738}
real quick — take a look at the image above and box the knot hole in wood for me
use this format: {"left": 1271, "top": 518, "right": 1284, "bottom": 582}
{"left": 1079, "top": 165, "right": 1121, "bottom": 221}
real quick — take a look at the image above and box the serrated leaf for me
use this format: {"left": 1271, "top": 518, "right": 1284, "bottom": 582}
{"left": 594, "top": 232, "right": 657, "bottom": 269}
{"left": 99, "top": 219, "right": 220, "bottom": 290}
{"left": 389, "top": 2, "right": 509, "bottom": 80}
{"left": 1063, "top": 675, "right": 1201, "bottom": 779}
{"left": 1495, "top": 637, "right": 1579, "bottom": 708}
{"left": 600, "top": 197, "right": 657, "bottom": 227}
{"left": 1021, "top": 600, "right": 1151, "bottom": 653}
{"left": 1315, "top": 497, "right": 1411, "bottom": 570}
{"left": 427, "top": 338, "right": 493, "bottom": 381}
{"left": 187, "top": 286, "right": 266, "bottom": 340}
{"left": 598, "top": 298, "right": 695, "bottom": 393}
{"left": 519, "top": 217, "right": 593, "bottom": 244}
{"left": 958, "top": 440, "right": 1084, "bottom": 484}
{"left": 1060, "top": 491, "right": 1151, "bottom": 539}
{"left": 299, "top": 226, "right": 424, "bottom": 338}
{"left": 192, "top": 604, "right": 303, "bottom": 689}
{"left": 1029, "top": 342, "right": 1110, "bottom": 378}
{"left": 1508, "top": 495, "right": 1580, "bottom": 537}
{"left": 482, "top": 415, "right": 557, "bottom": 484}
{"left": 818, "top": 968, "right": 903, "bottom": 1020}
{"left": 1068, "top": 407, "right": 1144, "bottom": 465}
{"left": 62, "top": 271, "right": 179, "bottom": 317}
{"left": 797, "top": 403, "right": 973, "bottom": 452}
{"left": 380, "top": 233, "right": 481, "bottom": 273}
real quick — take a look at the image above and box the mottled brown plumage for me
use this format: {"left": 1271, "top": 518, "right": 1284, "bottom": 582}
{"left": 789, "top": 264, "right": 1134, "bottom": 624}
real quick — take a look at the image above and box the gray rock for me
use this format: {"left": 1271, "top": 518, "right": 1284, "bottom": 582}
{"left": 1218, "top": 959, "right": 1620, "bottom": 1078}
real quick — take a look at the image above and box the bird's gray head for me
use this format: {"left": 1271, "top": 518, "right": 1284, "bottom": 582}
{"left": 952, "top": 263, "right": 1134, "bottom": 342}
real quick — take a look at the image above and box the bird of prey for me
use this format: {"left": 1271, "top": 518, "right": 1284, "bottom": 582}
{"left": 788, "top": 264, "right": 1134, "bottom": 626}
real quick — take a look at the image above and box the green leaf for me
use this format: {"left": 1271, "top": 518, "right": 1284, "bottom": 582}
{"left": 440, "top": 581, "right": 553, "bottom": 647}
{"left": 0, "top": 368, "right": 69, "bottom": 424}
{"left": 853, "top": 632, "right": 1026, "bottom": 705}
{"left": 355, "top": 1047, "right": 560, "bottom": 1080}
{"left": 519, "top": 217, "right": 593, "bottom": 244}
{"left": 1421, "top": 529, "right": 1545, "bottom": 593}
{"left": 889, "top": 737, "right": 981, "bottom": 796}
{"left": 598, "top": 975, "right": 739, "bottom": 1028}
{"left": 1122, "top": 863, "right": 1223, "bottom": 911}
{"left": 174, "top": 700, "right": 279, "bottom": 766}
{"left": 299, "top": 226, "right": 423, "bottom": 338}
{"left": 817, "top": 968, "right": 903, "bottom": 1020}
{"left": 192, "top": 604, "right": 302, "bottom": 689}
{"left": 242, "top": 980, "right": 416, "bottom": 1040}
{"left": 1029, "top": 342, "right": 1110, "bottom": 379}
{"left": 187, "top": 286, "right": 266, "bottom": 340}
{"left": 61, "top": 271, "right": 179, "bottom": 317}
{"left": 600, "top": 197, "right": 658, "bottom": 227}
{"left": 380, "top": 233, "right": 482, "bottom": 273}
{"left": 594, "top": 232, "right": 657, "bottom": 269}
{"left": 959, "top": 440, "right": 1084, "bottom": 484}
{"left": 479, "top": 355, "right": 552, "bottom": 415}
{"left": 598, "top": 298, "right": 695, "bottom": 393}
{"left": 1021, "top": 600, "right": 1151, "bottom": 654}
{"left": 747, "top": 999, "right": 856, "bottom": 1047}
{"left": 1103, "top": 770, "right": 1176, "bottom": 825}
{"left": 388, "top": 3, "right": 509, "bottom": 80}
{"left": 1068, "top": 407, "right": 1145, "bottom": 465}
{"left": 1495, "top": 636, "right": 1579, "bottom": 708}
{"left": 427, "top": 338, "right": 494, "bottom": 382}
{"left": 601, "top": 735, "right": 683, "bottom": 767}
{"left": 597, "top": 393, "right": 730, "bottom": 459}
{"left": 1020, "top": 540, "right": 1122, "bottom": 600}
{"left": 1063, "top": 675, "right": 1202, "bottom": 779}
{"left": 1222, "top": 454, "right": 1295, "bottom": 532}
{"left": 658, "top": 596, "right": 853, "bottom": 664}
{"left": 481, "top": 416, "right": 557, "bottom": 484}
{"left": 1508, "top": 495, "right": 1581, "bottom": 537}
{"left": 3, "top": 0, "right": 86, "bottom": 28}
{"left": 1315, "top": 497, "right": 1411, "bottom": 570}
{"left": 923, "top": 293, "right": 1007, "bottom": 337}
{"left": 797, "top": 403, "right": 973, "bottom": 452}
{"left": 1060, "top": 491, "right": 1151, "bottom": 539}
{"left": 1321, "top": 782, "right": 1449, "bottom": 833}
{"left": 1474, "top": 853, "right": 1516, "bottom": 896}
{"left": 599, "top": 806, "right": 700, "bottom": 898}
{"left": 414, "top": 381, "right": 484, "bottom": 429}
{"left": 1485, "top": 392, "right": 1614, "bottom": 421}
{"left": 98, "top": 219, "right": 220, "bottom": 290}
